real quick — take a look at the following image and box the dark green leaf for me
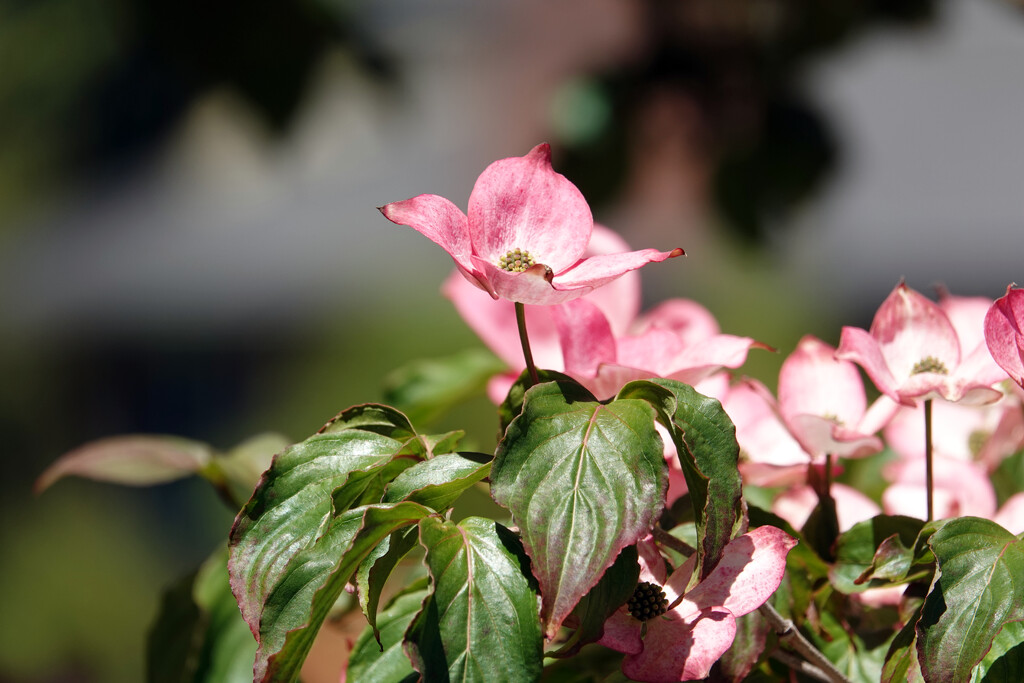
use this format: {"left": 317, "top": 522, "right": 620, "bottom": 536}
{"left": 638, "top": 378, "right": 744, "bottom": 577}
{"left": 490, "top": 380, "right": 666, "bottom": 637}
{"left": 918, "top": 517, "right": 1024, "bottom": 683}
{"left": 881, "top": 616, "right": 925, "bottom": 683}
{"left": 830, "top": 515, "right": 925, "bottom": 594}
{"left": 229, "top": 405, "right": 423, "bottom": 635}
{"left": 147, "top": 547, "right": 256, "bottom": 683}
{"left": 497, "top": 368, "right": 578, "bottom": 435}
{"left": 355, "top": 526, "right": 420, "bottom": 646}
{"left": 382, "top": 452, "right": 491, "bottom": 511}
{"left": 406, "top": 517, "right": 543, "bottom": 682}
{"left": 258, "top": 502, "right": 432, "bottom": 682}
{"left": 383, "top": 348, "right": 506, "bottom": 425}
{"left": 976, "top": 621, "right": 1024, "bottom": 682}
{"left": 345, "top": 581, "right": 427, "bottom": 683}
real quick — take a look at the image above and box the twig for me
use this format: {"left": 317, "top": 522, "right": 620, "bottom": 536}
{"left": 758, "top": 602, "right": 852, "bottom": 683}
{"left": 652, "top": 525, "right": 696, "bottom": 557}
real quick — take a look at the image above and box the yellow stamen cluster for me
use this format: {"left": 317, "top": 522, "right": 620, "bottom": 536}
{"left": 912, "top": 356, "right": 949, "bottom": 375}
{"left": 497, "top": 248, "right": 535, "bottom": 273}
{"left": 627, "top": 581, "right": 669, "bottom": 621}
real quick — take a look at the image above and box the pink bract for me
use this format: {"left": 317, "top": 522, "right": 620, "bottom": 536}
{"left": 836, "top": 282, "right": 1003, "bottom": 406}
{"left": 442, "top": 225, "right": 643, "bottom": 402}
{"left": 598, "top": 527, "right": 796, "bottom": 682}
{"left": 380, "top": 143, "right": 683, "bottom": 305}
{"left": 778, "top": 335, "right": 886, "bottom": 460}
{"left": 985, "top": 284, "right": 1024, "bottom": 389}
{"left": 551, "top": 297, "right": 767, "bottom": 400}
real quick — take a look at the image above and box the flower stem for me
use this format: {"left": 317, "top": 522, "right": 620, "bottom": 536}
{"left": 515, "top": 302, "right": 540, "bottom": 386}
{"left": 924, "top": 398, "right": 934, "bottom": 522}
{"left": 759, "top": 602, "right": 852, "bottom": 683}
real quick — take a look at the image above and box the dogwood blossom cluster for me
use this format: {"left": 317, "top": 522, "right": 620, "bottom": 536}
{"left": 384, "top": 144, "right": 1024, "bottom": 681}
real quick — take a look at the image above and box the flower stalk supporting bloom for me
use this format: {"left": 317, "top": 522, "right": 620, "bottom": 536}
{"left": 515, "top": 302, "right": 540, "bottom": 385}
{"left": 924, "top": 398, "right": 934, "bottom": 521}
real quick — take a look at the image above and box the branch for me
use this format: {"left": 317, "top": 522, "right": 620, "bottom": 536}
{"left": 758, "top": 602, "right": 852, "bottom": 683}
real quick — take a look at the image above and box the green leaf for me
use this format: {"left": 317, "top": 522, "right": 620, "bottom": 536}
{"left": 36, "top": 434, "right": 212, "bottom": 492}
{"left": 553, "top": 545, "right": 639, "bottom": 657}
{"left": 830, "top": 515, "right": 925, "bottom": 594}
{"left": 496, "top": 368, "right": 578, "bottom": 435}
{"left": 258, "top": 502, "right": 432, "bottom": 682}
{"left": 355, "top": 526, "right": 421, "bottom": 646}
{"left": 147, "top": 547, "right": 256, "bottom": 683}
{"left": 202, "top": 433, "right": 290, "bottom": 509}
{"left": 917, "top": 517, "right": 1024, "bottom": 683}
{"left": 490, "top": 379, "right": 666, "bottom": 637}
{"left": 346, "top": 581, "right": 427, "bottom": 683}
{"left": 406, "top": 517, "right": 543, "bottom": 682}
{"left": 383, "top": 348, "right": 506, "bottom": 425}
{"left": 382, "top": 452, "right": 491, "bottom": 511}
{"left": 881, "top": 616, "right": 925, "bottom": 683}
{"left": 992, "top": 448, "right": 1024, "bottom": 506}
{"left": 229, "top": 404, "right": 423, "bottom": 636}
{"left": 638, "top": 378, "right": 744, "bottom": 577}
{"left": 974, "top": 621, "right": 1024, "bottom": 682}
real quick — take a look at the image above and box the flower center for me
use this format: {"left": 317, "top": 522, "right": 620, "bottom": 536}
{"left": 497, "top": 248, "right": 535, "bottom": 272}
{"left": 911, "top": 356, "right": 948, "bottom": 375}
{"left": 968, "top": 429, "right": 991, "bottom": 457}
{"left": 627, "top": 581, "right": 669, "bottom": 621}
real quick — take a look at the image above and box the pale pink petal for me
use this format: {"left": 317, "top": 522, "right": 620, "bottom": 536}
{"left": 616, "top": 328, "right": 686, "bottom": 377}
{"left": 622, "top": 607, "right": 737, "bottom": 682}
{"left": 630, "top": 299, "right": 721, "bottom": 345}
{"left": 442, "top": 271, "right": 560, "bottom": 370}
{"left": 883, "top": 456, "right": 997, "bottom": 519}
{"left": 871, "top": 283, "right": 961, "bottom": 384}
{"left": 780, "top": 336, "right": 867, "bottom": 427}
{"left": 552, "top": 299, "right": 617, "bottom": 378}
{"left": 379, "top": 195, "right": 484, "bottom": 289}
{"left": 994, "top": 493, "right": 1024, "bottom": 535}
{"left": 550, "top": 247, "right": 685, "bottom": 294}
{"left": 772, "top": 484, "right": 882, "bottom": 533}
{"left": 836, "top": 326, "right": 905, "bottom": 405}
{"left": 467, "top": 143, "right": 592, "bottom": 272}
{"left": 586, "top": 225, "right": 643, "bottom": 334}
{"left": 723, "top": 380, "right": 809, "bottom": 469}
{"left": 637, "top": 534, "right": 670, "bottom": 585}
{"left": 884, "top": 400, "right": 995, "bottom": 462}
{"left": 939, "top": 291, "right": 993, "bottom": 353}
{"left": 985, "top": 285, "right": 1024, "bottom": 387}
{"left": 681, "top": 526, "right": 797, "bottom": 618}
{"left": 584, "top": 363, "right": 658, "bottom": 402}
{"left": 785, "top": 414, "right": 882, "bottom": 460}
{"left": 857, "top": 395, "right": 901, "bottom": 436}
{"left": 667, "top": 335, "right": 767, "bottom": 381}
{"left": 977, "top": 398, "right": 1024, "bottom": 470}
{"left": 596, "top": 609, "right": 644, "bottom": 655}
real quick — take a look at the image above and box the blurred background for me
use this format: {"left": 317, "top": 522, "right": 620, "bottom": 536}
{"left": 2, "top": 0, "right": 1023, "bottom": 680}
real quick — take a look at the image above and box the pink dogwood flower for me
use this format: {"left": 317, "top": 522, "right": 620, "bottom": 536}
{"left": 882, "top": 455, "right": 997, "bottom": 520}
{"left": 550, "top": 297, "right": 767, "bottom": 400}
{"left": 836, "top": 282, "right": 1003, "bottom": 406}
{"left": 442, "top": 225, "right": 642, "bottom": 402}
{"left": 598, "top": 526, "right": 796, "bottom": 682}
{"left": 985, "top": 284, "right": 1024, "bottom": 389}
{"left": 380, "top": 143, "right": 683, "bottom": 305}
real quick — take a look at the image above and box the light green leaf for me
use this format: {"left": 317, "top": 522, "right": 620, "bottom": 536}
{"left": 384, "top": 348, "right": 506, "bottom": 425}
{"left": 36, "top": 434, "right": 212, "bottom": 492}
